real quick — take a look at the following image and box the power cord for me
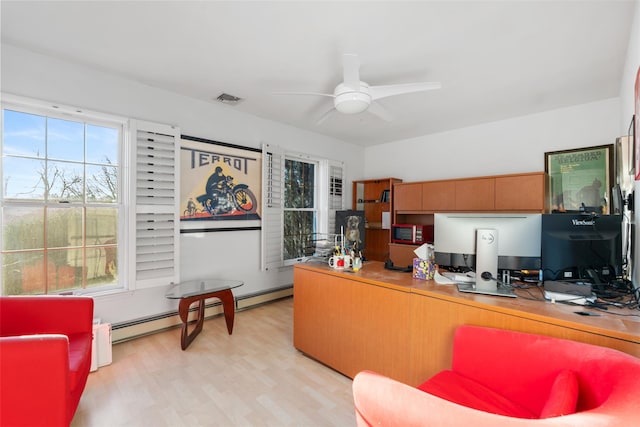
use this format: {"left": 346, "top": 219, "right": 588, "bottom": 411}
{"left": 478, "top": 271, "right": 515, "bottom": 291}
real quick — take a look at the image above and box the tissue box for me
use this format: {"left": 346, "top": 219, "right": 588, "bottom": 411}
{"left": 413, "top": 258, "right": 435, "bottom": 280}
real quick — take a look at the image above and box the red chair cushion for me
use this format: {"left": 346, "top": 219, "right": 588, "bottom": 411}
{"left": 417, "top": 370, "right": 537, "bottom": 419}
{"left": 67, "top": 332, "right": 92, "bottom": 392}
{"left": 539, "top": 370, "right": 579, "bottom": 418}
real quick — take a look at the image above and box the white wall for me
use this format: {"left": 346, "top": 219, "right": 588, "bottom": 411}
{"left": 620, "top": 0, "right": 640, "bottom": 287}
{"left": 620, "top": 1, "right": 640, "bottom": 129}
{"left": 364, "top": 98, "right": 620, "bottom": 182}
{"left": 1, "top": 44, "right": 366, "bottom": 324}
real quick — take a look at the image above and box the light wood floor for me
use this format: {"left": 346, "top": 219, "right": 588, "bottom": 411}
{"left": 71, "top": 297, "right": 356, "bottom": 427}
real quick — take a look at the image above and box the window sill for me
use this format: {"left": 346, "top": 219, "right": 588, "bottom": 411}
{"left": 72, "top": 286, "right": 130, "bottom": 299}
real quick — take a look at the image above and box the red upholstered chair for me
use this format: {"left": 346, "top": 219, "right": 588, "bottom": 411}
{"left": 0, "top": 296, "right": 94, "bottom": 427}
{"left": 353, "top": 325, "right": 640, "bottom": 426}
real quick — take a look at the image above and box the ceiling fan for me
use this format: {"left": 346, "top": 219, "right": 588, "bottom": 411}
{"left": 276, "top": 54, "right": 441, "bottom": 124}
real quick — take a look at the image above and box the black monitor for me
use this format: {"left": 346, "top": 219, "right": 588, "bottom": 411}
{"left": 541, "top": 214, "right": 622, "bottom": 284}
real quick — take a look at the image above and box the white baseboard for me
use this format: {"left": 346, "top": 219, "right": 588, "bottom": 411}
{"left": 111, "top": 286, "right": 293, "bottom": 344}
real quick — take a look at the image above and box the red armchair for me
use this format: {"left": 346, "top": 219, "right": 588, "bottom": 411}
{"left": 353, "top": 325, "right": 640, "bottom": 426}
{"left": 0, "top": 296, "right": 94, "bottom": 427}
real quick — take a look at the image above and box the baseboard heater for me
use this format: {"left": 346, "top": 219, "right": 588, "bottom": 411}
{"left": 111, "top": 285, "right": 293, "bottom": 344}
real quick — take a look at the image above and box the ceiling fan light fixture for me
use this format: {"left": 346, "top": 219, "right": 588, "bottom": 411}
{"left": 274, "top": 54, "right": 440, "bottom": 122}
{"left": 334, "top": 91, "right": 370, "bottom": 114}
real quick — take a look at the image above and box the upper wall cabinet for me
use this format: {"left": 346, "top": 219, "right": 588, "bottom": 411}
{"left": 393, "top": 182, "right": 422, "bottom": 211}
{"left": 454, "top": 178, "right": 495, "bottom": 211}
{"left": 494, "top": 173, "right": 546, "bottom": 211}
{"left": 422, "top": 181, "right": 456, "bottom": 211}
{"left": 394, "top": 172, "right": 546, "bottom": 213}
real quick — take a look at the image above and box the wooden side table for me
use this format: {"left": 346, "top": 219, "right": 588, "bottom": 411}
{"left": 165, "top": 279, "right": 243, "bottom": 350}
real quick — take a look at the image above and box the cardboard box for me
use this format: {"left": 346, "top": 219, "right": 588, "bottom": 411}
{"left": 91, "top": 322, "right": 112, "bottom": 372}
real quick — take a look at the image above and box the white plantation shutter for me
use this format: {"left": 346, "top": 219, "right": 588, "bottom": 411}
{"left": 327, "top": 161, "right": 345, "bottom": 235}
{"left": 261, "top": 143, "right": 284, "bottom": 270}
{"left": 129, "top": 120, "right": 180, "bottom": 288}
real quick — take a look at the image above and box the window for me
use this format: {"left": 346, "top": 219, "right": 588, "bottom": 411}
{"left": 1, "top": 96, "right": 180, "bottom": 295}
{"left": 284, "top": 158, "right": 316, "bottom": 262}
{"left": 261, "top": 144, "right": 343, "bottom": 270}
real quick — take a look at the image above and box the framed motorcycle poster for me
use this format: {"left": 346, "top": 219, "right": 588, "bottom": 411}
{"left": 180, "top": 135, "right": 262, "bottom": 232}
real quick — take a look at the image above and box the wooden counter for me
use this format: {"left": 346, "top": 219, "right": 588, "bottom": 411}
{"left": 293, "top": 261, "right": 640, "bottom": 386}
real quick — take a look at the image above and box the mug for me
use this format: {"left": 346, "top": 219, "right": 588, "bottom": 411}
{"left": 328, "top": 256, "right": 345, "bottom": 269}
{"left": 343, "top": 256, "right": 352, "bottom": 269}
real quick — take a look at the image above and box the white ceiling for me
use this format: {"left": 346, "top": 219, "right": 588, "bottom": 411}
{"left": 1, "top": 1, "right": 635, "bottom": 146}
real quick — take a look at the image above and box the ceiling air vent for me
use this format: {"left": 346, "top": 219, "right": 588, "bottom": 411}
{"left": 215, "top": 93, "right": 243, "bottom": 105}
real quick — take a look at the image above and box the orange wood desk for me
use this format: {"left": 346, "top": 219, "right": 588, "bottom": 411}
{"left": 293, "top": 261, "right": 640, "bottom": 386}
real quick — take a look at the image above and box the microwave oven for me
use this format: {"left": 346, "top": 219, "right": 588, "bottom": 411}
{"left": 391, "top": 224, "right": 434, "bottom": 245}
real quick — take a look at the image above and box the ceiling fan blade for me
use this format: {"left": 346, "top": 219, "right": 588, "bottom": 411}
{"left": 370, "top": 82, "right": 441, "bottom": 101}
{"left": 316, "top": 107, "right": 336, "bottom": 125}
{"left": 272, "top": 91, "right": 334, "bottom": 98}
{"left": 367, "top": 101, "right": 394, "bottom": 122}
{"left": 342, "top": 54, "right": 360, "bottom": 90}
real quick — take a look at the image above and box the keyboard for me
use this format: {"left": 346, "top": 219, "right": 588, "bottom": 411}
{"left": 440, "top": 271, "right": 476, "bottom": 283}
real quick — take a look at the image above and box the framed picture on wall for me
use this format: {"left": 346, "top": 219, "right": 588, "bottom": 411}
{"left": 635, "top": 66, "right": 640, "bottom": 180}
{"left": 628, "top": 115, "right": 635, "bottom": 179}
{"left": 545, "top": 144, "right": 614, "bottom": 214}
{"left": 180, "top": 135, "right": 262, "bottom": 232}
{"left": 614, "top": 132, "right": 633, "bottom": 194}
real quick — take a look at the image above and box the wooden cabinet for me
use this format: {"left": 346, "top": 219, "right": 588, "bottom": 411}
{"left": 389, "top": 173, "right": 545, "bottom": 266}
{"left": 421, "top": 181, "right": 456, "bottom": 211}
{"left": 294, "top": 262, "right": 640, "bottom": 386}
{"left": 353, "top": 178, "right": 402, "bottom": 261}
{"left": 495, "top": 173, "right": 546, "bottom": 211}
{"left": 293, "top": 266, "right": 411, "bottom": 381}
{"left": 395, "top": 172, "right": 545, "bottom": 214}
{"left": 454, "top": 178, "right": 495, "bottom": 211}
{"left": 394, "top": 182, "right": 422, "bottom": 211}
{"left": 395, "top": 180, "right": 457, "bottom": 212}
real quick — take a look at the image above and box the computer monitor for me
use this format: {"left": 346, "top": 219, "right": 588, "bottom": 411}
{"left": 434, "top": 213, "right": 542, "bottom": 298}
{"left": 434, "top": 213, "right": 542, "bottom": 271}
{"left": 541, "top": 213, "right": 622, "bottom": 284}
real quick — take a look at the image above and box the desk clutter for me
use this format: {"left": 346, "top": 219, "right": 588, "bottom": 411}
{"left": 432, "top": 264, "right": 639, "bottom": 311}
{"left": 321, "top": 223, "right": 364, "bottom": 271}
{"left": 412, "top": 243, "right": 435, "bottom": 280}
{"left": 328, "top": 243, "right": 363, "bottom": 272}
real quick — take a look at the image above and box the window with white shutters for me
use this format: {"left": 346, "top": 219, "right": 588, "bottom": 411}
{"left": 0, "top": 95, "right": 179, "bottom": 295}
{"left": 261, "top": 144, "right": 344, "bottom": 270}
